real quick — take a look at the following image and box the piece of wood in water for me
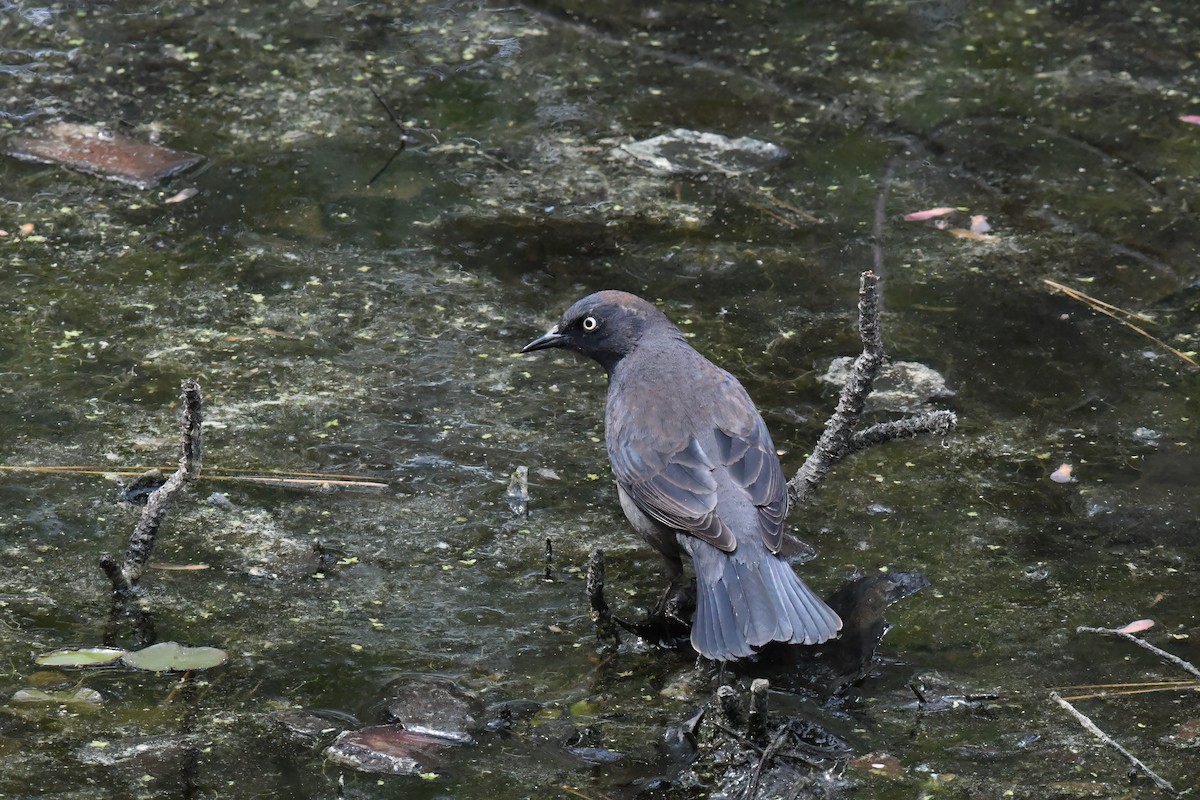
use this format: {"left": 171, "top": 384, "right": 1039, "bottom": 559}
{"left": 5, "top": 122, "right": 202, "bottom": 189}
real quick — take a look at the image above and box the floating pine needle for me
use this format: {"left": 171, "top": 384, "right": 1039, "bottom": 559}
{"left": 0, "top": 464, "right": 388, "bottom": 490}
{"left": 1044, "top": 279, "right": 1199, "bottom": 368}
{"left": 755, "top": 190, "right": 822, "bottom": 223}
{"left": 747, "top": 200, "right": 802, "bottom": 229}
{"left": 560, "top": 784, "right": 611, "bottom": 800}
{"left": 1053, "top": 679, "right": 1200, "bottom": 701}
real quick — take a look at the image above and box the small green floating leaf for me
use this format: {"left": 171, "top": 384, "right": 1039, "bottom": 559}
{"left": 120, "top": 642, "right": 228, "bottom": 672}
{"left": 35, "top": 647, "right": 127, "bottom": 668}
{"left": 11, "top": 687, "right": 104, "bottom": 706}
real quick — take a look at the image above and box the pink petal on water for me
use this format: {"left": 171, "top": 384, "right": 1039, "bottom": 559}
{"left": 1115, "top": 619, "right": 1154, "bottom": 634}
{"left": 1179, "top": 115, "right": 1200, "bottom": 125}
{"left": 1049, "top": 463, "right": 1076, "bottom": 483}
{"left": 164, "top": 187, "right": 199, "bottom": 204}
{"left": 904, "top": 207, "right": 956, "bottom": 222}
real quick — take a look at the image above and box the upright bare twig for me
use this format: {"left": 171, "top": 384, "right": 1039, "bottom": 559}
{"left": 788, "top": 273, "right": 884, "bottom": 508}
{"left": 787, "top": 161, "right": 957, "bottom": 508}
{"left": 101, "top": 379, "right": 203, "bottom": 599}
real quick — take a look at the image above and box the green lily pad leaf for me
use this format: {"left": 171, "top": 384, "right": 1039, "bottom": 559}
{"left": 12, "top": 687, "right": 104, "bottom": 706}
{"left": 35, "top": 647, "right": 128, "bottom": 668}
{"left": 120, "top": 642, "right": 228, "bottom": 672}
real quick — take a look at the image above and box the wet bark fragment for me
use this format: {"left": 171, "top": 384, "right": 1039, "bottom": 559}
{"left": 5, "top": 122, "right": 202, "bottom": 188}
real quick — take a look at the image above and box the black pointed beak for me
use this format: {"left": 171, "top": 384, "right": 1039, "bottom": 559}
{"left": 521, "top": 326, "right": 566, "bottom": 353}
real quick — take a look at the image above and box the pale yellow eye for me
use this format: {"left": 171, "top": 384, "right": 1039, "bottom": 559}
{"left": 582, "top": 315, "right": 599, "bottom": 332}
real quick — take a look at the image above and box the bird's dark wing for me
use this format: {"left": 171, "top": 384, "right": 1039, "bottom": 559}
{"left": 711, "top": 377, "right": 788, "bottom": 553}
{"left": 609, "top": 432, "right": 737, "bottom": 552}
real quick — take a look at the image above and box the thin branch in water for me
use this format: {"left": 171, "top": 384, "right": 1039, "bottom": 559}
{"left": 1054, "top": 679, "right": 1200, "bottom": 692}
{"left": 1044, "top": 279, "right": 1198, "bottom": 368}
{"left": 747, "top": 200, "right": 802, "bottom": 229}
{"left": 1077, "top": 625, "right": 1200, "bottom": 680}
{"left": 366, "top": 85, "right": 408, "bottom": 186}
{"left": 1049, "top": 691, "right": 1177, "bottom": 795}
{"left": 743, "top": 723, "right": 794, "bottom": 800}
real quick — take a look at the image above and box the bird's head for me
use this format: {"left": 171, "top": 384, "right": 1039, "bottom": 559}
{"left": 521, "top": 290, "right": 675, "bottom": 373}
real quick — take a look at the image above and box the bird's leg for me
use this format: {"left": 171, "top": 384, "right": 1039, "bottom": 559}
{"left": 654, "top": 554, "right": 696, "bottom": 627}
{"left": 651, "top": 554, "right": 684, "bottom": 613}
{"left": 614, "top": 553, "right": 694, "bottom": 648}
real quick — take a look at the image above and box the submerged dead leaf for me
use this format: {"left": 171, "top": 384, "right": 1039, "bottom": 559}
{"left": 848, "top": 751, "right": 904, "bottom": 779}
{"left": 12, "top": 687, "right": 104, "bottom": 706}
{"left": 121, "top": 642, "right": 227, "bottom": 672}
{"left": 947, "top": 227, "right": 997, "bottom": 242}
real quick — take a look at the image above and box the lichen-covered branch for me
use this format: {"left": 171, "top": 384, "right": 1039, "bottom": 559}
{"left": 788, "top": 271, "right": 885, "bottom": 508}
{"left": 787, "top": 270, "right": 958, "bottom": 509}
{"left": 782, "top": 268, "right": 960, "bottom": 510}
{"left": 787, "top": 157, "right": 956, "bottom": 507}
{"left": 847, "top": 412, "right": 958, "bottom": 455}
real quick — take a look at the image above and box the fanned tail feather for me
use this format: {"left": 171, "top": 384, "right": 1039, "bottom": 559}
{"left": 688, "top": 539, "right": 842, "bottom": 660}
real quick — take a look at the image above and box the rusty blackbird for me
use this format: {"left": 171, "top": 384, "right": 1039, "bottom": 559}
{"left": 522, "top": 290, "right": 842, "bottom": 660}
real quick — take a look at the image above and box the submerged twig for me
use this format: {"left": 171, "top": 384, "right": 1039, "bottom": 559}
{"left": 744, "top": 722, "right": 793, "bottom": 800}
{"left": 1049, "top": 691, "right": 1177, "bottom": 794}
{"left": 1077, "top": 625, "right": 1200, "bottom": 680}
{"left": 871, "top": 158, "right": 897, "bottom": 277}
{"left": 366, "top": 86, "right": 408, "bottom": 186}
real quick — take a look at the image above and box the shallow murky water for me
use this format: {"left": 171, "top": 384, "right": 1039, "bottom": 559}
{"left": 1, "top": 1, "right": 1198, "bottom": 797}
